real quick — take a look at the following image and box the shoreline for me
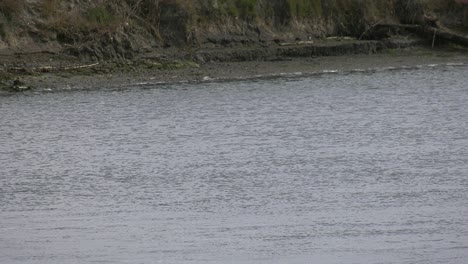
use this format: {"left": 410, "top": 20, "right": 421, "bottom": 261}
{"left": 1, "top": 46, "right": 468, "bottom": 94}
{"left": 2, "top": 0, "right": 468, "bottom": 94}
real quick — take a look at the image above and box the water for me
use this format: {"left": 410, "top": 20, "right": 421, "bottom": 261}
{"left": 1, "top": 65, "right": 467, "bottom": 264}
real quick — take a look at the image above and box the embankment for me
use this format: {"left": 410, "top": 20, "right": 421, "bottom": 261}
{"left": 1, "top": 0, "right": 467, "bottom": 90}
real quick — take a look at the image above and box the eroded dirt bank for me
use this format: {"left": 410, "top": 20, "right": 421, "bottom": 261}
{"left": 1, "top": 0, "right": 468, "bottom": 92}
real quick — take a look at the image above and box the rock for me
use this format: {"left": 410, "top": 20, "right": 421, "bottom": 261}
{"left": 13, "top": 78, "right": 25, "bottom": 86}
{"left": 8, "top": 78, "right": 32, "bottom": 92}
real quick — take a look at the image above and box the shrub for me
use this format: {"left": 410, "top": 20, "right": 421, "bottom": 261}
{"left": 86, "top": 6, "right": 116, "bottom": 26}
{"left": 287, "top": 0, "right": 322, "bottom": 18}
{"left": 0, "top": 23, "right": 6, "bottom": 39}
{"left": 0, "top": 0, "right": 25, "bottom": 20}
{"left": 235, "top": 0, "right": 257, "bottom": 20}
{"left": 39, "top": 0, "right": 61, "bottom": 18}
{"left": 396, "top": 0, "right": 425, "bottom": 24}
{"left": 204, "top": 0, "right": 256, "bottom": 20}
{"left": 222, "top": 0, "right": 239, "bottom": 17}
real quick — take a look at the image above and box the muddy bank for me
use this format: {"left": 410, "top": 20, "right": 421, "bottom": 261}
{"left": 1, "top": 0, "right": 467, "bottom": 92}
{"left": 1, "top": 47, "right": 466, "bottom": 95}
{"left": 1, "top": 0, "right": 466, "bottom": 54}
{"left": 0, "top": 36, "right": 422, "bottom": 92}
{"left": 1, "top": 0, "right": 467, "bottom": 59}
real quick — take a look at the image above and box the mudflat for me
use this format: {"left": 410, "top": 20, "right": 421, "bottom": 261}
{"left": 1, "top": 46, "right": 467, "bottom": 94}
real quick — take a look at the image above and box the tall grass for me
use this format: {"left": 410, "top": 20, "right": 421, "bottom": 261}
{"left": 86, "top": 6, "right": 117, "bottom": 26}
{"left": 0, "top": 0, "right": 25, "bottom": 20}
{"left": 39, "top": 0, "right": 59, "bottom": 17}
{"left": 287, "top": 0, "right": 321, "bottom": 18}
{"left": 196, "top": 0, "right": 257, "bottom": 20}
{"left": 0, "top": 22, "right": 6, "bottom": 38}
{"left": 1, "top": 0, "right": 462, "bottom": 47}
{"left": 236, "top": 0, "right": 257, "bottom": 20}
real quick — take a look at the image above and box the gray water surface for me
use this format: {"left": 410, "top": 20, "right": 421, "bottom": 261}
{"left": 1, "top": 65, "right": 467, "bottom": 264}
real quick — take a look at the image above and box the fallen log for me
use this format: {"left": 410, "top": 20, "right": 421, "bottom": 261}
{"left": 372, "top": 23, "right": 468, "bottom": 47}
{"left": 423, "top": 27, "right": 468, "bottom": 47}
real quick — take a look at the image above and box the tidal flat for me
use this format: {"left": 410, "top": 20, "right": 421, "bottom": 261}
{"left": 2, "top": 47, "right": 468, "bottom": 94}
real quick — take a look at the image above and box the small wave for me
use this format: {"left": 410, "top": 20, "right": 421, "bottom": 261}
{"left": 446, "top": 62, "right": 465, "bottom": 66}
{"left": 22, "top": 60, "right": 467, "bottom": 94}
{"left": 189, "top": 61, "right": 467, "bottom": 85}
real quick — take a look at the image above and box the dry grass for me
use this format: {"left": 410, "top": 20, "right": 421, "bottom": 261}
{"left": 38, "top": 2, "right": 124, "bottom": 44}
{"left": 0, "top": 0, "right": 25, "bottom": 20}
{"left": 1, "top": 0, "right": 463, "bottom": 47}
{"left": 39, "top": 0, "right": 61, "bottom": 18}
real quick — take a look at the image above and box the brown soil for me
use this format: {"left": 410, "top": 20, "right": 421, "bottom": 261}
{"left": 2, "top": 45, "right": 467, "bottom": 95}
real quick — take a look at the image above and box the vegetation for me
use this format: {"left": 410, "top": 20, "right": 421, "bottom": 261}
{"left": 0, "top": 0, "right": 465, "bottom": 47}
{"left": 0, "top": 0, "right": 25, "bottom": 20}
{"left": 0, "top": 23, "right": 6, "bottom": 39}
{"left": 39, "top": 0, "right": 60, "bottom": 18}
{"left": 287, "top": 0, "right": 322, "bottom": 18}
{"left": 235, "top": 0, "right": 257, "bottom": 20}
{"left": 85, "top": 6, "right": 116, "bottom": 26}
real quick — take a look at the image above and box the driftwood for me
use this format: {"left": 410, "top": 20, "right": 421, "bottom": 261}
{"left": 373, "top": 23, "right": 468, "bottom": 47}
{"left": 62, "top": 62, "right": 100, "bottom": 71}
{"left": 8, "top": 62, "right": 100, "bottom": 73}
{"left": 423, "top": 26, "right": 468, "bottom": 47}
